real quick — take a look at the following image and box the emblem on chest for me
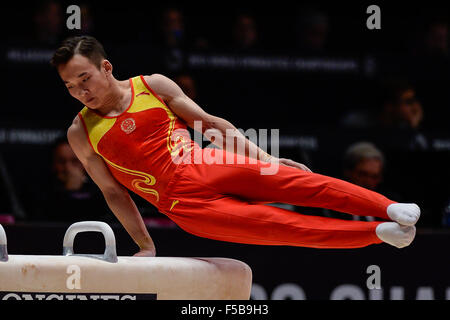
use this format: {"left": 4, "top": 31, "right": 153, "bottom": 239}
{"left": 121, "top": 118, "right": 136, "bottom": 134}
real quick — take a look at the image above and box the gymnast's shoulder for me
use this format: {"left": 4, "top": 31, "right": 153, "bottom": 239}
{"left": 67, "top": 114, "right": 82, "bottom": 136}
{"left": 66, "top": 115, "right": 90, "bottom": 153}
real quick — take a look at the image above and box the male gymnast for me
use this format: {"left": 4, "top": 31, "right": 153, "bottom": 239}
{"left": 51, "top": 36, "right": 420, "bottom": 257}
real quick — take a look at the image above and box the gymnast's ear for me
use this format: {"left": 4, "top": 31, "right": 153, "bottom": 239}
{"left": 101, "top": 59, "right": 113, "bottom": 76}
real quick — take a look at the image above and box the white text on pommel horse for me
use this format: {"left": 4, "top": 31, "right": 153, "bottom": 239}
{"left": 66, "top": 265, "right": 81, "bottom": 289}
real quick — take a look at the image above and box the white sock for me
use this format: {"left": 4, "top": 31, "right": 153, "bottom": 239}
{"left": 375, "top": 222, "right": 416, "bottom": 248}
{"left": 386, "top": 203, "right": 421, "bottom": 226}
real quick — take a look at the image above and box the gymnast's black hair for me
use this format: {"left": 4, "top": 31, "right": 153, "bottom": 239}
{"left": 50, "top": 35, "right": 107, "bottom": 69}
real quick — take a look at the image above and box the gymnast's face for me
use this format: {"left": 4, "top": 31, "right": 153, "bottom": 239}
{"left": 58, "top": 54, "right": 113, "bottom": 109}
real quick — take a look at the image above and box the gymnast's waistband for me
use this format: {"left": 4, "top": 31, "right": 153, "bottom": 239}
{"left": 157, "top": 160, "right": 188, "bottom": 211}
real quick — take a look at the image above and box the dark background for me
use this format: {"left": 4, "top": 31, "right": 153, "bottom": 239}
{"left": 1, "top": 1, "right": 449, "bottom": 226}
{"left": 0, "top": 1, "right": 449, "bottom": 300}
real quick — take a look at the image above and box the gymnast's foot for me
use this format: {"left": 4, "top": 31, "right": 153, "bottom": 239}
{"left": 375, "top": 222, "right": 416, "bottom": 248}
{"left": 386, "top": 203, "right": 421, "bottom": 226}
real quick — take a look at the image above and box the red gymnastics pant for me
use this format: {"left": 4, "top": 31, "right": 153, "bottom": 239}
{"left": 158, "top": 148, "right": 396, "bottom": 249}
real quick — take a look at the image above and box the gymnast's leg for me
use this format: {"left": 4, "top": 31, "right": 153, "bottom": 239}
{"left": 164, "top": 151, "right": 417, "bottom": 248}
{"left": 192, "top": 149, "right": 420, "bottom": 227}
{"left": 163, "top": 192, "right": 414, "bottom": 249}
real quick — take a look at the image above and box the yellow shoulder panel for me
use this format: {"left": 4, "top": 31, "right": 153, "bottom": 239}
{"left": 79, "top": 107, "right": 117, "bottom": 154}
{"left": 128, "top": 76, "right": 175, "bottom": 117}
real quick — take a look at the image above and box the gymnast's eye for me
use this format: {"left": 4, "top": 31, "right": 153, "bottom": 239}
{"left": 83, "top": 76, "right": 90, "bottom": 82}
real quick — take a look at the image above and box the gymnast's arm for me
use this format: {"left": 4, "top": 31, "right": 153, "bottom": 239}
{"left": 67, "top": 116, "right": 156, "bottom": 257}
{"left": 144, "top": 73, "right": 272, "bottom": 161}
{"left": 144, "top": 74, "right": 312, "bottom": 172}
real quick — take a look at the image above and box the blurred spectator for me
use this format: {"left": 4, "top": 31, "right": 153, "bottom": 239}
{"left": 161, "top": 7, "right": 186, "bottom": 49}
{"left": 406, "top": 17, "right": 450, "bottom": 129}
{"left": 341, "top": 78, "right": 423, "bottom": 129}
{"left": 174, "top": 73, "right": 197, "bottom": 101}
{"left": 324, "top": 142, "right": 402, "bottom": 221}
{"left": 52, "top": 138, "right": 86, "bottom": 192}
{"left": 341, "top": 78, "right": 428, "bottom": 150}
{"left": 442, "top": 199, "right": 450, "bottom": 227}
{"left": 231, "top": 14, "right": 260, "bottom": 52}
{"left": 32, "top": 0, "right": 65, "bottom": 46}
{"left": 154, "top": 7, "right": 210, "bottom": 71}
{"left": 378, "top": 79, "right": 423, "bottom": 130}
{"left": 158, "top": 6, "right": 208, "bottom": 49}
{"left": 144, "top": 7, "right": 187, "bottom": 72}
{"left": 295, "top": 6, "right": 329, "bottom": 54}
{"left": 25, "top": 137, "right": 108, "bottom": 223}
{"left": 378, "top": 79, "right": 429, "bottom": 150}
{"left": 343, "top": 142, "right": 384, "bottom": 192}
{"left": 423, "top": 19, "right": 448, "bottom": 57}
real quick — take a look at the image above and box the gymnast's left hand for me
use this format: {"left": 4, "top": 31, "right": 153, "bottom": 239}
{"left": 133, "top": 247, "right": 157, "bottom": 257}
{"left": 276, "top": 158, "right": 313, "bottom": 173}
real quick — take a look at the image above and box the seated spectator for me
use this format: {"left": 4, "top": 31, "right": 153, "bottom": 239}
{"left": 407, "top": 16, "right": 449, "bottom": 130}
{"left": 442, "top": 199, "right": 450, "bottom": 227}
{"left": 323, "top": 142, "right": 403, "bottom": 221}
{"left": 31, "top": 0, "right": 65, "bottom": 47}
{"left": 161, "top": 7, "right": 186, "bottom": 49}
{"left": 425, "top": 19, "right": 448, "bottom": 57}
{"left": 377, "top": 79, "right": 429, "bottom": 150}
{"left": 25, "top": 137, "right": 109, "bottom": 223}
{"left": 342, "top": 78, "right": 423, "bottom": 129}
{"left": 151, "top": 7, "right": 208, "bottom": 71}
{"left": 410, "top": 16, "right": 449, "bottom": 59}
{"left": 341, "top": 78, "right": 428, "bottom": 150}
{"left": 231, "top": 13, "right": 261, "bottom": 53}
{"left": 343, "top": 142, "right": 385, "bottom": 193}
{"left": 295, "top": 6, "right": 329, "bottom": 54}
{"left": 378, "top": 79, "right": 423, "bottom": 130}
{"left": 174, "top": 73, "right": 198, "bottom": 101}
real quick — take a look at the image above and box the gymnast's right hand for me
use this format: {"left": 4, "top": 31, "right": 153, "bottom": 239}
{"left": 276, "top": 158, "right": 313, "bottom": 173}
